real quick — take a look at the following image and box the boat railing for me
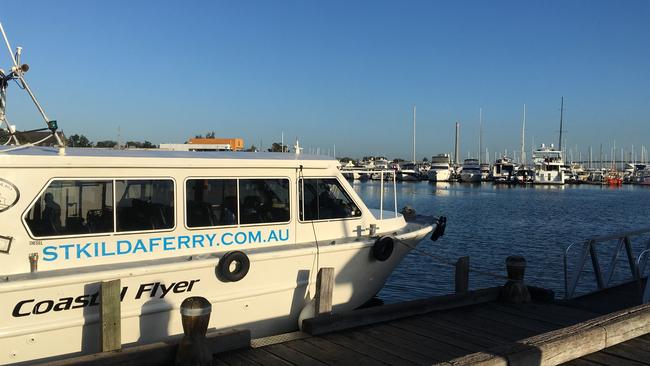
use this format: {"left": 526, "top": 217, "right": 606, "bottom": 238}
{"left": 563, "top": 226, "right": 650, "bottom": 301}
{"left": 340, "top": 169, "right": 398, "bottom": 220}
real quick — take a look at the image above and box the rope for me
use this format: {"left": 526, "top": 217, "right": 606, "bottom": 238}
{"left": 0, "top": 133, "right": 54, "bottom": 152}
{"left": 394, "top": 236, "right": 509, "bottom": 280}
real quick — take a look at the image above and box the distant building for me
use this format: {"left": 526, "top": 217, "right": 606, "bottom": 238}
{"left": 189, "top": 138, "right": 244, "bottom": 151}
{"left": 159, "top": 143, "right": 232, "bottom": 152}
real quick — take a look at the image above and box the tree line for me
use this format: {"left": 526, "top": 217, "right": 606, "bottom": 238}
{"left": 66, "top": 134, "right": 157, "bottom": 149}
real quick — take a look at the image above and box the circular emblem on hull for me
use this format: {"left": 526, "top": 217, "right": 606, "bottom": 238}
{"left": 0, "top": 178, "right": 19, "bottom": 212}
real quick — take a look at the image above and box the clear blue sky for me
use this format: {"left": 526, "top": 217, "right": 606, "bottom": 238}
{"left": 2, "top": 0, "right": 649, "bottom": 160}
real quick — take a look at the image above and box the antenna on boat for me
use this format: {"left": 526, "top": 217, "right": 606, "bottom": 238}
{"left": 0, "top": 22, "right": 63, "bottom": 147}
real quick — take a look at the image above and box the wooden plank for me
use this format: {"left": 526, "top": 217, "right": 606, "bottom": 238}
{"left": 436, "top": 309, "right": 535, "bottom": 341}
{"left": 601, "top": 304, "right": 650, "bottom": 346}
{"left": 358, "top": 324, "right": 448, "bottom": 362}
{"left": 391, "top": 317, "right": 487, "bottom": 353}
{"left": 604, "top": 342, "right": 650, "bottom": 363}
{"left": 234, "top": 348, "right": 293, "bottom": 366}
{"left": 455, "top": 256, "right": 469, "bottom": 294}
{"left": 100, "top": 279, "right": 121, "bottom": 352}
{"left": 469, "top": 306, "right": 559, "bottom": 334}
{"left": 263, "top": 343, "right": 326, "bottom": 366}
{"left": 333, "top": 327, "right": 435, "bottom": 365}
{"left": 499, "top": 302, "right": 599, "bottom": 325}
{"left": 315, "top": 267, "right": 334, "bottom": 315}
{"left": 303, "top": 336, "right": 388, "bottom": 365}
{"left": 583, "top": 352, "right": 649, "bottom": 366}
{"left": 39, "top": 329, "right": 250, "bottom": 366}
{"left": 444, "top": 302, "right": 650, "bottom": 366}
{"left": 408, "top": 316, "right": 498, "bottom": 348}
{"left": 485, "top": 303, "right": 580, "bottom": 327}
{"left": 323, "top": 331, "right": 423, "bottom": 366}
{"left": 302, "top": 286, "right": 501, "bottom": 335}
{"left": 216, "top": 351, "right": 262, "bottom": 366}
{"left": 283, "top": 338, "right": 379, "bottom": 366}
{"left": 380, "top": 323, "right": 468, "bottom": 359}
{"left": 561, "top": 358, "right": 606, "bottom": 366}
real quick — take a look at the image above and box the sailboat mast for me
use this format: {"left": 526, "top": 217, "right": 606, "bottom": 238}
{"left": 412, "top": 105, "right": 416, "bottom": 164}
{"left": 521, "top": 104, "right": 526, "bottom": 166}
{"left": 454, "top": 121, "right": 460, "bottom": 166}
{"left": 558, "top": 97, "right": 564, "bottom": 152}
{"left": 478, "top": 108, "right": 483, "bottom": 164}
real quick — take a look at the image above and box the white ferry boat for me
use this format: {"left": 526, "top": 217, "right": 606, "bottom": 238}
{"left": 532, "top": 144, "right": 565, "bottom": 185}
{"left": 0, "top": 26, "right": 444, "bottom": 364}
{"left": 427, "top": 154, "right": 452, "bottom": 182}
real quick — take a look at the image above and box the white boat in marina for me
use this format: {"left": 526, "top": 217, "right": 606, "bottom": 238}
{"left": 397, "top": 163, "right": 420, "bottom": 181}
{"left": 491, "top": 157, "right": 516, "bottom": 183}
{"left": 532, "top": 144, "right": 565, "bottom": 185}
{"left": 459, "top": 159, "right": 482, "bottom": 183}
{"left": 427, "top": 154, "right": 452, "bottom": 182}
{"left": 0, "top": 25, "right": 443, "bottom": 364}
{"left": 480, "top": 163, "right": 491, "bottom": 181}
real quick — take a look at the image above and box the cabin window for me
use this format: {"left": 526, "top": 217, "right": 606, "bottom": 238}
{"left": 186, "top": 179, "right": 238, "bottom": 227}
{"left": 239, "top": 179, "right": 290, "bottom": 224}
{"left": 299, "top": 178, "right": 361, "bottom": 221}
{"left": 116, "top": 179, "right": 174, "bottom": 232}
{"left": 25, "top": 180, "right": 114, "bottom": 237}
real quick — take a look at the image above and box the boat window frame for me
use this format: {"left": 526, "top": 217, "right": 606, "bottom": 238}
{"left": 298, "top": 176, "right": 364, "bottom": 223}
{"left": 182, "top": 176, "right": 292, "bottom": 231}
{"left": 22, "top": 176, "right": 177, "bottom": 240}
{"left": 114, "top": 178, "right": 177, "bottom": 235}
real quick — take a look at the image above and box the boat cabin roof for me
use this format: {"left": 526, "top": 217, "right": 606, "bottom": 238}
{"left": 0, "top": 146, "right": 339, "bottom": 169}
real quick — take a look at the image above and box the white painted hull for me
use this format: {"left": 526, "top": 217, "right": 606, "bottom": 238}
{"left": 427, "top": 169, "right": 451, "bottom": 182}
{"left": 460, "top": 172, "right": 481, "bottom": 183}
{"left": 533, "top": 171, "right": 565, "bottom": 185}
{"left": 0, "top": 227, "right": 431, "bottom": 364}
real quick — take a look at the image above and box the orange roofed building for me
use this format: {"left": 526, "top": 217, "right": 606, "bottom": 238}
{"left": 188, "top": 137, "right": 244, "bottom": 151}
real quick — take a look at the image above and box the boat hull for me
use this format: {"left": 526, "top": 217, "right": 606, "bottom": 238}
{"left": 460, "top": 172, "right": 481, "bottom": 183}
{"left": 427, "top": 169, "right": 451, "bottom": 182}
{"left": 0, "top": 226, "right": 431, "bottom": 364}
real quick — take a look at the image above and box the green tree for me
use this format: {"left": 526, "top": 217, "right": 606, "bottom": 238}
{"left": 268, "top": 142, "right": 288, "bottom": 152}
{"left": 96, "top": 140, "right": 118, "bottom": 148}
{"left": 66, "top": 134, "right": 93, "bottom": 147}
{"left": 142, "top": 141, "right": 156, "bottom": 148}
{"left": 246, "top": 145, "right": 258, "bottom": 152}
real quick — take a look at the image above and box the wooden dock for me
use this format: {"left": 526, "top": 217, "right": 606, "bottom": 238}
{"left": 214, "top": 283, "right": 650, "bottom": 366}
{"left": 42, "top": 266, "right": 650, "bottom": 366}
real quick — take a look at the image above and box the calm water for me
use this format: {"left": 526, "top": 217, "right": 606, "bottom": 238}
{"left": 351, "top": 181, "right": 650, "bottom": 303}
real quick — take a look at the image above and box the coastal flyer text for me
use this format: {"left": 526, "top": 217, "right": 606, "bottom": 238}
{"left": 41, "top": 229, "right": 289, "bottom": 262}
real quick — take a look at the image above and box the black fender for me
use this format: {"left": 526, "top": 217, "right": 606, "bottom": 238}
{"left": 372, "top": 236, "right": 394, "bottom": 261}
{"left": 216, "top": 251, "right": 250, "bottom": 282}
{"left": 431, "top": 216, "right": 447, "bottom": 241}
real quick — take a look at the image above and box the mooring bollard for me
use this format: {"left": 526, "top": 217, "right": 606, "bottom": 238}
{"left": 499, "top": 255, "right": 531, "bottom": 304}
{"left": 175, "top": 296, "right": 213, "bottom": 366}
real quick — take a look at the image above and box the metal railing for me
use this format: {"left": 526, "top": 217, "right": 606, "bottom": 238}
{"left": 564, "top": 227, "right": 650, "bottom": 301}
{"left": 340, "top": 169, "right": 398, "bottom": 219}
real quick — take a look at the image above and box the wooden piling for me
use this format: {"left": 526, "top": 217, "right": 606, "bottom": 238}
{"left": 455, "top": 256, "right": 470, "bottom": 294}
{"left": 100, "top": 279, "right": 121, "bottom": 352}
{"left": 315, "top": 267, "right": 334, "bottom": 315}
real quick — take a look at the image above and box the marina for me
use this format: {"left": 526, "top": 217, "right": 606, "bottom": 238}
{"left": 1, "top": 2, "right": 650, "bottom": 364}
